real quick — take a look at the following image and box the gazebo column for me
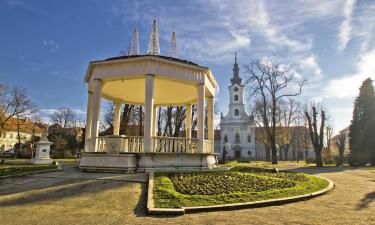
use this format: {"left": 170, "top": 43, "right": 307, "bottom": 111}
{"left": 186, "top": 104, "right": 192, "bottom": 139}
{"left": 197, "top": 84, "right": 205, "bottom": 153}
{"left": 144, "top": 74, "right": 154, "bottom": 152}
{"left": 152, "top": 106, "right": 157, "bottom": 137}
{"left": 84, "top": 91, "right": 93, "bottom": 152}
{"left": 207, "top": 96, "right": 214, "bottom": 153}
{"left": 113, "top": 101, "right": 121, "bottom": 135}
{"left": 89, "top": 79, "right": 102, "bottom": 152}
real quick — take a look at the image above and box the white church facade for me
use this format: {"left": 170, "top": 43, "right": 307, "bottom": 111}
{"left": 219, "top": 54, "right": 256, "bottom": 161}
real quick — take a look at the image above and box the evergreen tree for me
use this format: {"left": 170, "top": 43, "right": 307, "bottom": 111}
{"left": 349, "top": 78, "right": 375, "bottom": 165}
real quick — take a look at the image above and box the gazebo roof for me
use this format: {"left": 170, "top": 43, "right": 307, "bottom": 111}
{"left": 84, "top": 54, "right": 218, "bottom": 106}
{"left": 92, "top": 54, "right": 207, "bottom": 69}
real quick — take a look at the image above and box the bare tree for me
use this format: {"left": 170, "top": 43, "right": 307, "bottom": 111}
{"left": 0, "top": 84, "right": 38, "bottom": 133}
{"left": 120, "top": 104, "right": 134, "bottom": 135}
{"left": 0, "top": 86, "right": 38, "bottom": 156}
{"left": 336, "top": 133, "right": 346, "bottom": 166}
{"left": 245, "top": 60, "right": 305, "bottom": 164}
{"left": 277, "top": 98, "right": 301, "bottom": 161}
{"left": 304, "top": 103, "right": 326, "bottom": 167}
{"left": 50, "top": 107, "right": 77, "bottom": 129}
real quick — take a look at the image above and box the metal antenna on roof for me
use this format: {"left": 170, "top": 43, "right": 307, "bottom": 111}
{"left": 169, "top": 31, "right": 178, "bottom": 58}
{"left": 147, "top": 18, "right": 160, "bottom": 55}
{"left": 128, "top": 27, "right": 140, "bottom": 56}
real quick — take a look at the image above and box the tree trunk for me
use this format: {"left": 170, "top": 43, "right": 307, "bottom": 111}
{"left": 138, "top": 106, "right": 143, "bottom": 136}
{"left": 316, "top": 150, "right": 323, "bottom": 167}
{"left": 270, "top": 138, "right": 277, "bottom": 164}
{"left": 284, "top": 147, "right": 288, "bottom": 161}
{"left": 265, "top": 144, "right": 271, "bottom": 162}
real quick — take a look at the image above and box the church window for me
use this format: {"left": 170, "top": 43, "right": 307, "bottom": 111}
{"left": 234, "top": 87, "right": 238, "bottom": 92}
{"left": 235, "top": 133, "right": 240, "bottom": 143}
{"left": 224, "top": 135, "right": 228, "bottom": 143}
{"left": 234, "top": 109, "right": 239, "bottom": 116}
{"left": 247, "top": 134, "right": 251, "bottom": 143}
{"left": 234, "top": 95, "right": 238, "bottom": 101}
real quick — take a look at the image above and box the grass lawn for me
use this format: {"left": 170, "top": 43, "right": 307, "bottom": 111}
{"left": 0, "top": 164, "right": 58, "bottom": 176}
{"left": 223, "top": 160, "right": 348, "bottom": 169}
{"left": 224, "top": 160, "right": 309, "bottom": 168}
{"left": 153, "top": 166, "right": 329, "bottom": 208}
{"left": 0, "top": 158, "right": 78, "bottom": 176}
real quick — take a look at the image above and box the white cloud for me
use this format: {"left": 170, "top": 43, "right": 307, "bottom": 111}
{"left": 298, "top": 55, "right": 322, "bottom": 79}
{"left": 323, "top": 48, "right": 375, "bottom": 98}
{"left": 338, "top": 0, "right": 356, "bottom": 52}
{"left": 43, "top": 40, "right": 59, "bottom": 53}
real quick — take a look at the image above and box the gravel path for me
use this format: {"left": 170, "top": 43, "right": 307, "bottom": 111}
{"left": 0, "top": 165, "right": 374, "bottom": 225}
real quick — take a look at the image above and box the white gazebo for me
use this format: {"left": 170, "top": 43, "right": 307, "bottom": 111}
{"left": 79, "top": 21, "right": 219, "bottom": 171}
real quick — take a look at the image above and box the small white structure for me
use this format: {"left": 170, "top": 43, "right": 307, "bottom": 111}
{"left": 79, "top": 20, "right": 219, "bottom": 172}
{"left": 32, "top": 134, "right": 53, "bottom": 164}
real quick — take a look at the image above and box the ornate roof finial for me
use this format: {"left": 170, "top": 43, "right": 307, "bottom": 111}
{"left": 128, "top": 27, "right": 140, "bottom": 56}
{"left": 169, "top": 31, "right": 178, "bottom": 58}
{"left": 147, "top": 18, "right": 160, "bottom": 55}
{"left": 230, "top": 52, "right": 242, "bottom": 85}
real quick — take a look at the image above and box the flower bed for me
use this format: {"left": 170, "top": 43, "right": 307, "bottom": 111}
{"left": 169, "top": 172, "right": 295, "bottom": 195}
{"left": 153, "top": 166, "right": 329, "bottom": 208}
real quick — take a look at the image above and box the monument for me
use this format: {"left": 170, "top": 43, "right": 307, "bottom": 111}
{"left": 31, "top": 130, "right": 53, "bottom": 164}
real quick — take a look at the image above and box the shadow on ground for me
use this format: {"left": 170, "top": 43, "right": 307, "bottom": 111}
{"left": 0, "top": 178, "right": 136, "bottom": 207}
{"left": 357, "top": 191, "right": 375, "bottom": 210}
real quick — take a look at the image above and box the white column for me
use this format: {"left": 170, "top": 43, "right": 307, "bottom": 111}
{"left": 144, "top": 74, "right": 154, "bottom": 152}
{"left": 89, "top": 79, "right": 102, "bottom": 152}
{"left": 84, "top": 92, "right": 93, "bottom": 152}
{"left": 207, "top": 96, "right": 214, "bottom": 153}
{"left": 113, "top": 101, "right": 121, "bottom": 135}
{"left": 197, "top": 84, "right": 205, "bottom": 153}
{"left": 186, "top": 104, "right": 192, "bottom": 139}
{"left": 152, "top": 106, "right": 157, "bottom": 137}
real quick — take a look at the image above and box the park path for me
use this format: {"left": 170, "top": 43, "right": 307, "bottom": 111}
{"left": 0, "top": 165, "right": 374, "bottom": 225}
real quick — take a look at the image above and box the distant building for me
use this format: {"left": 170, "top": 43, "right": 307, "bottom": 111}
{"left": 219, "top": 54, "right": 256, "bottom": 161}
{"left": 215, "top": 54, "right": 315, "bottom": 161}
{"left": 254, "top": 126, "right": 315, "bottom": 161}
{"left": 330, "top": 127, "right": 351, "bottom": 157}
{"left": 0, "top": 118, "right": 43, "bottom": 151}
{"left": 48, "top": 123, "right": 84, "bottom": 144}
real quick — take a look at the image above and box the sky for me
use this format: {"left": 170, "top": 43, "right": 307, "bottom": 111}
{"left": 1, "top": 0, "right": 375, "bottom": 134}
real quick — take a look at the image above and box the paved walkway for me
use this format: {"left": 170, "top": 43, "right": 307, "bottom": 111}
{"left": 0, "top": 165, "right": 374, "bottom": 225}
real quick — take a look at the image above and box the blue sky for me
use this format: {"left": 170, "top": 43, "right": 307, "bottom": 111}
{"left": 1, "top": 0, "right": 375, "bottom": 133}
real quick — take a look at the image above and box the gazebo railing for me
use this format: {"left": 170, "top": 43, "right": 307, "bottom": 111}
{"left": 95, "top": 136, "right": 205, "bottom": 154}
{"left": 96, "top": 136, "right": 144, "bottom": 153}
{"left": 125, "top": 136, "right": 144, "bottom": 152}
{"left": 152, "top": 136, "right": 199, "bottom": 153}
{"left": 97, "top": 136, "right": 106, "bottom": 152}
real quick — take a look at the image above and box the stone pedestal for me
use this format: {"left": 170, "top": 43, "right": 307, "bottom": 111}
{"left": 31, "top": 136, "right": 53, "bottom": 164}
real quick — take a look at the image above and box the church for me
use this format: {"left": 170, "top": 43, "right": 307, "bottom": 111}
{"left": 219, "top": 54, "right": 256, "bottom": 161}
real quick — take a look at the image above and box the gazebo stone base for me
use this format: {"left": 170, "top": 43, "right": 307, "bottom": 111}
{"left": 79, "top": 152, "right": 218, "bottom": 172}
{"left": 79, "top": 153, "right": 138, "bottom": 172}
{"left": 136, "top": 152, "right": 218, "bottom": 172}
